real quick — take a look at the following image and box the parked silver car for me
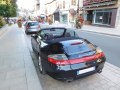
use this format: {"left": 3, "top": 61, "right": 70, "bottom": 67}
{"left": 24, "top": 21, "right": 40, "bottom": 34}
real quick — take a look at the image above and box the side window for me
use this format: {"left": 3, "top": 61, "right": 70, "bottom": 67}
{"left": 65, "top": 29, "right": 75, "bottom": 37}
{"left": 38, "top": 31, "right": 45, "bottom": 39}
{"left": 65, "top": 29, "right": 79, "bottom": 38}
{"left": 74, "top": 32, "right": 79, "bottom": 38}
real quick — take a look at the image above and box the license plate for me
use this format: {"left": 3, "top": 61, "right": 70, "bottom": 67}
{"left": 77, "top": 67, "right": 95, "bottom": 75}
{"left": 30, "top": 29, "right": 37, "bottom": 31}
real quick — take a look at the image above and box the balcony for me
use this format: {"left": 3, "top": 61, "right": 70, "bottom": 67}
{"left": 83, "top": 0, "right": 117, "bottom": 6}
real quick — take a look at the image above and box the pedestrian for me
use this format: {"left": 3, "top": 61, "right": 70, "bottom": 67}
{"left": 75, "top": 16, "right": 81, "bottom": 29}
{"left": 75, "top": 14, "right": 84, "bottom": 29}
{"left": 79, "top": 15, "right": 84, "bottom": 28}
{"left": 17, "top": 19, "right": 22, "bottom": 28}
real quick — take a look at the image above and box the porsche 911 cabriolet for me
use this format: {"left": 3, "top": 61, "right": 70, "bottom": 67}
{"left": 31, "top": 27, "right": 106, "bottom": 81}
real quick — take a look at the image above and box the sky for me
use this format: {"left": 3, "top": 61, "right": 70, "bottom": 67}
{"left": 17, "top": 0, "right": 46, "bottom": 11}
{"left": 17, "top": 0, "right": 36, "bottom": 10}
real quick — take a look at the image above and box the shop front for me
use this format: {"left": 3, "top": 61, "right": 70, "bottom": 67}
{"left": 83, "top": 0, "right": 118, "bottom": 27}
{"left": 92, "top": 9, "right": 117, "bottom": 27}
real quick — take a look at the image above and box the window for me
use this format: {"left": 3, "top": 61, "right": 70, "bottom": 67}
{"left": 59, "top": 3, "right": 62, "bottom": 9}
{"left": 61, "top": 14, "right": 68, "bottom": 24}
{"left": 63, "top": 42, "right": 93, "bottom": 55}
{"left": 38, "top": 31, "right": 46, "bottom": 39}
{"left": 38, "top": 28, "right": 65, "bottom": 40}
{"left": 95, "top": 10, "right": 112, "bottom": 25}
{"left": 28, "top": 22, "right": 39, "bottom": 26}
{"left": 65, "top": 29, "right": 75, "bottom": 37}
{"left": 71, "top": 0, "right": 76, "bottom": 5}
{"left": 63, "top": 0, "right": 65, "bottom": 9}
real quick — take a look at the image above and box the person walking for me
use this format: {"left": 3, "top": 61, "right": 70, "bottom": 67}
{"left": 75, "top": 14, "right": 84, "bottom": 29}
{"left": 79, "top": 15, "right": 84, "bottom": 28}
{"left": 17, "top": 19, "right": 22, "bottom": 28}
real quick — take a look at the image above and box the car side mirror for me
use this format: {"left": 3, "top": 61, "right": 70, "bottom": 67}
{"left": 38, "top": 36, "right": 42, "bottom": 40}
{"left": 37, "top": 36, "right": 42, "bottom": 43}
{"left": 31, "top": 34, "right": 37, "bottom": 37}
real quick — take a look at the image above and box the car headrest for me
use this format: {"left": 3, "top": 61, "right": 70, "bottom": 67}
{"left": 64, "top": 32, "right": 71, "bottom": 37}
{"left": 47, "top": 34, "right": 54, "bottom": 40}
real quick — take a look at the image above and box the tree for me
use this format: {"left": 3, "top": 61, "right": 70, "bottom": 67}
{"left": 0, "top": 0, "right": 17, "bottom": 22}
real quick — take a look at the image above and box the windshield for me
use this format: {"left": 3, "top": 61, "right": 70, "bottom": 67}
{"left": 28, "top": 22, "right": 39, "bottom": 26}
{"left": 41, "top": 28, "right": 65, "bottom": 36}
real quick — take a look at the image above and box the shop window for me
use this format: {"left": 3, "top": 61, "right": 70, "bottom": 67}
{"left": 61, "top": 14, "right": 68, "bottom": 24}
{"left": 95, "top": 10, "right": 112, "bottom": 25}
{"left": 95, "top": 12, "right": 103, "bottom": 24}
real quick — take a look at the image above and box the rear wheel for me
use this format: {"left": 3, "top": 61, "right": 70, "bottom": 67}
{"left": 97, "top": 69, "right": 102, "bottom": 73}
{"left": 38, "top": 54, "right": 46, "bottom": 75}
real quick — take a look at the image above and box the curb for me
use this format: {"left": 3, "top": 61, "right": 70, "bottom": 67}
{"left": 81, "top": 29, "right": 120, "bottom": 37}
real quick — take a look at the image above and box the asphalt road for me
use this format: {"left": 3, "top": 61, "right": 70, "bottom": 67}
{"left": 76, "top": 30, "right": 120, "bottom": 68}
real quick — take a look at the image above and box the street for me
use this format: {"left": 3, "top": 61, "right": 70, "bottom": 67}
{"left": 0, "top": 24, "right": 120, "bottom": 90}
{"left": 1, "top": 0, "right": 120, "bottom": 90}
{"left": 76, "top": 30, "right": 120, "bottom": 68}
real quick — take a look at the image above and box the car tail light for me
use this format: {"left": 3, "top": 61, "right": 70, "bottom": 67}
{"left": 48, "top": 54, "right": 69, "bottom": 66}
{"left": 26, "top": 25, "right": 30, "bottom": 29}
{"left": 48, "top": 48, "right": 105, "bottom": 65}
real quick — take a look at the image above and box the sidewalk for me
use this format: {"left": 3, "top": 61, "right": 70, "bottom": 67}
{"left": 0, "top": 25, "right": 42, "bottom": 90}
{"left": 81, "top": 25, "right": 120, "bottom": 37}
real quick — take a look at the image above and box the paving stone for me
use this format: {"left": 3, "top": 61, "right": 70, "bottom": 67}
{"left": 10, "top": 82, "right": 27, "bottom": 90}
{"left": 0, "top": 72, "right": 6, "bottom": 82}
{"left": 6, "top": 68, "right": 25, "bottom": 79}
{"left": 0, "top": 87, "right": 10, "bottom": 90}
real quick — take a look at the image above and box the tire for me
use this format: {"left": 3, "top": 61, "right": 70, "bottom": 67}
{"left": 38, "top": 54, "right": 46, "bottom": 75}
{"left": 97, "top": 69, "right": 102, "bottom": 73}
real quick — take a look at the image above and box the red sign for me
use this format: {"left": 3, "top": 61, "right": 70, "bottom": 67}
{"left": 83, "top": 0, "right": 115, "bottom": 6}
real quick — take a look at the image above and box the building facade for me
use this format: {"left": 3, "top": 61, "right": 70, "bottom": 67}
{"left": 34, "top": 0, "right": 40, "bottom": 16}
{"left": 45, "top": 0, "right": 83, "bottom": 26}
{"left": 83, "top": 0, "right": 119, "bottom": 28}
{"left": 58, "top": 0, "right": 83, "bottom": 26}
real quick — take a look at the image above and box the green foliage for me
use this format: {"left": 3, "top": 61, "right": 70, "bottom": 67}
{"left": 0, "top": 16, "right": 6, "bottom": 28}
{"left": 0, "top": 3, "right": 17, "bottom": 17}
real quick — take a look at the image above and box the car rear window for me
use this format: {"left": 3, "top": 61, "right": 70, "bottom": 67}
{"left": 28, "top": 22, "right": 38, "bottom": 26}
{"left": 63, "top": 42, "right": 93, "bottom": 55}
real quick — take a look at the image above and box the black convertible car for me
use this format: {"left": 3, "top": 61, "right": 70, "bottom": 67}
{"left": 31, "top": 27, "right": 106, "bottom": 81}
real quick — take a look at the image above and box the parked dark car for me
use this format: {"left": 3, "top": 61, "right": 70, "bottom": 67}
{"left": 24, "top": 21, "right": 40, "bottom": 34}
{"left": 31, "top": 27, "right": 106, "bottom": 81}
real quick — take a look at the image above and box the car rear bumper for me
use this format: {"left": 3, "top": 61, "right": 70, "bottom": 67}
{"left": 47, "top": 60, "right": 105, "bottom": 81}
{"left": 26, "top": 29, "right": 39, "bottom": 34}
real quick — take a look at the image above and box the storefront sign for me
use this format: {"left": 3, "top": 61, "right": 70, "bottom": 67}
{"left": 83, "top": 0, "right": 116, "bottom": 6}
